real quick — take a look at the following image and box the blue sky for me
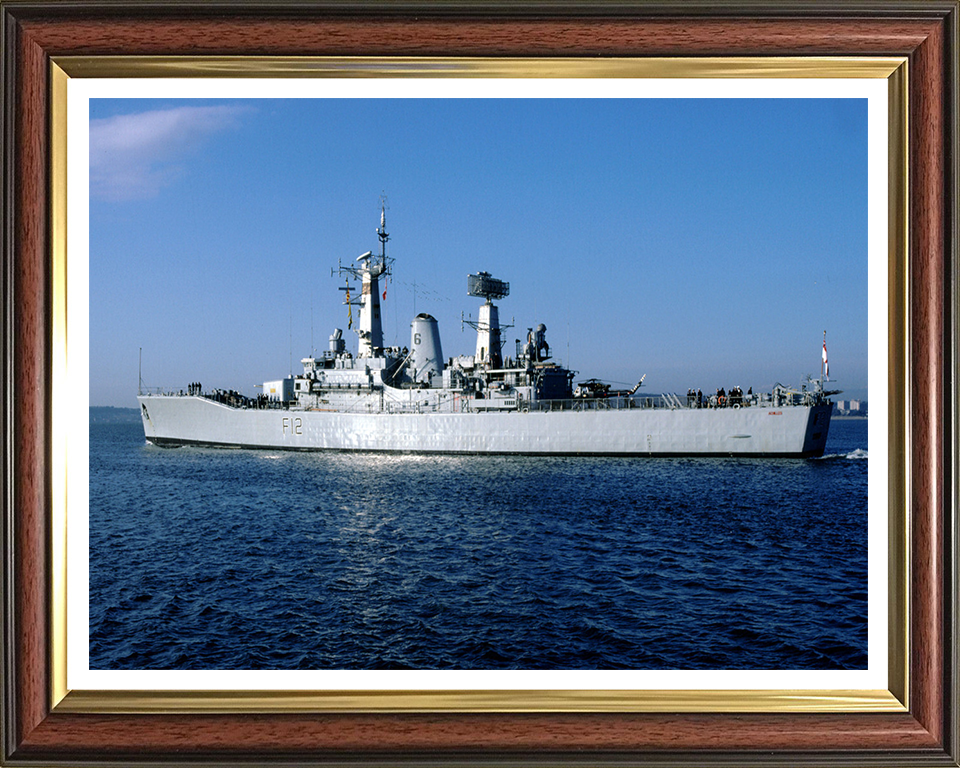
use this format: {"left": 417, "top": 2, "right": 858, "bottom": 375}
{"left": 89, "top": 97, "right": 867, "bottom": 406}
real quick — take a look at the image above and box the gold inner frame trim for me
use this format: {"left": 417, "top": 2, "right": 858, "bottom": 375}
{"left": 55, "top": 688, "right": 904, "bottom": 715}
{"left": 55, "top": 55, "right": 903, "bottom": 79}
{"left": 885, "top": 61, "right": 910, "bottom": 710}
{"left": 50, "top": 62, "right": 69, "bottom": 709}
{"left": 49, "top": 55, "right": 909, "bottom": 715}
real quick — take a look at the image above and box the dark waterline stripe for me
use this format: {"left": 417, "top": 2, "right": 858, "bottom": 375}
{"left": 146, "top": 436, "right": 825, "bottom": 459}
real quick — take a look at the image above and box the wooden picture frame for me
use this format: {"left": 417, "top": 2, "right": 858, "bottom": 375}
{"left": 2, "top": 2, "right": 957, "bottom": 765}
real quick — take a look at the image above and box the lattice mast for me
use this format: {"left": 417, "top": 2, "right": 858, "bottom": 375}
{"left": 336, "top": 200, "right": 393, "bottom": 358}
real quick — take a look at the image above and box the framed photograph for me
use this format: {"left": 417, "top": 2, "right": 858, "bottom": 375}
{"left": 2, "top": 2, "right": 957, "bottom": 766}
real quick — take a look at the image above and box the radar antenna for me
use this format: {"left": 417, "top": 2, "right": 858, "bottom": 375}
{"left": 465, "top": 272, "right": 511, "bottom": 368}
{"left": 467, "top": 271, "right": 510, "bottom": 302}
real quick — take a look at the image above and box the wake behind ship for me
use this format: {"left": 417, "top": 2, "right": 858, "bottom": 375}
{"left": 138, "top": 206, "right": 835, "bottom": 457}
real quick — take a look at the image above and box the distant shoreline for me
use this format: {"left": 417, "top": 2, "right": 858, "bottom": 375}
{"left": 90, "top": 406, "right": 140, "bottom": 424}
{"left": 833, "top": 415, "right": 867, "bottom": 420}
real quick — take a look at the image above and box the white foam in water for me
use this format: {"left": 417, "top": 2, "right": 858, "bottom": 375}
{"left": 814, "top": 450, "right": 868, "bottom": 461}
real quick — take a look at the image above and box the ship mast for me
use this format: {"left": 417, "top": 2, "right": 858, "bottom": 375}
{"left": 336, "top": 200, "right": 393, "bottom": 358}
{"left": 465, "top": 271, "right": 510, "bottom": 369}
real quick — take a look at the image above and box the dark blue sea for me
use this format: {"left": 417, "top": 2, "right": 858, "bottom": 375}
{"left": 89, "top": 416, "right": 868, "bottom": 670}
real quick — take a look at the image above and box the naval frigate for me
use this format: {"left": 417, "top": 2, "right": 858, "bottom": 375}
{"left": 138, "top": 206, "right": 836, "bottom": 457}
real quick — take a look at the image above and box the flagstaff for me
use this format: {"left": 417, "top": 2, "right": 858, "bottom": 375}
{"left": 822, "top": 331, "right": 829, "bottom": 381}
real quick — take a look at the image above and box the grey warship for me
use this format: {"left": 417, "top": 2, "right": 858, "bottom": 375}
{"left": 138, "top": 206, "right": 835, "bottom": 457}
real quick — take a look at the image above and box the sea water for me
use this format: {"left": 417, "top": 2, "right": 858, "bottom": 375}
{"left": 89, "top": 416, "right": 868, "bottom": 670}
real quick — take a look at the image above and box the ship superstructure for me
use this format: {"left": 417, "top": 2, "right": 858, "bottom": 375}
{"left": 138, "top": 205, "right": 836, "bottom": 457}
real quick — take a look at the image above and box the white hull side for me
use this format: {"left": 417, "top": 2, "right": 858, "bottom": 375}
{"left": 138, "top": 395, "right": 832, "bottom": 457}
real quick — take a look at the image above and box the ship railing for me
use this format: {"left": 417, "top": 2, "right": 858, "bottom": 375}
{"left": 138, "top": 385, "right": 181, "bottom": 397}
{"left": 699, "top": 391, "right": 825, "bottom": 409}
{"left": 531, "top": 391, "right": 822, "bottom": 412}
{"left": 387, "top": 403, "right": 455, "bottom": 414}
{"left": 529, "top": 395, "right": 677, "bottom": 412}
{"left": 661, "top": 392, "right": 684, "bottom": 409}
{"left": 381, "top": 391, "right": 463, "bottom": 414}
{"left": 758, "top": 389, "right": 827, "bottom": 407}
{"left": 371, "top": 389, "right": 827, "bottom": 415}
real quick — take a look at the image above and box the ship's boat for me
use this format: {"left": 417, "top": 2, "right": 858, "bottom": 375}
{"left": 138, "top": 206, "right": 836, "bottom": 457}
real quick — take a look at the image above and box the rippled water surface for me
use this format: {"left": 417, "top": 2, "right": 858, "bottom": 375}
{"left": 89, "top": 418, "right": 868, "bottom": 670}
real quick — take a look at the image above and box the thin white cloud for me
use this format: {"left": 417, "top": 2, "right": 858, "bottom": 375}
{"left": 90, "top": 105, "right": 250, "bottom": 201}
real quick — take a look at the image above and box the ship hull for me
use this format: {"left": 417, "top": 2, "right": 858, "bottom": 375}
{"left": 138, "top": 395, "right": 832, "bottom": 457}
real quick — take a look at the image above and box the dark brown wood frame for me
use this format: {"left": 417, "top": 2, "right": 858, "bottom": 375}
{"left": 2, "top": 2, "right": 957, "bottom": 765}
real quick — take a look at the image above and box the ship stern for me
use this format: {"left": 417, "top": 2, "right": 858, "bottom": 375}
{"left": 801, "top": 403, "right": 833, "bottom": 457}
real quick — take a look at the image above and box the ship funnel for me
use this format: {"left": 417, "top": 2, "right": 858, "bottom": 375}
{"left": 409, "top": 313, "right": 444, "bottom": 385}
